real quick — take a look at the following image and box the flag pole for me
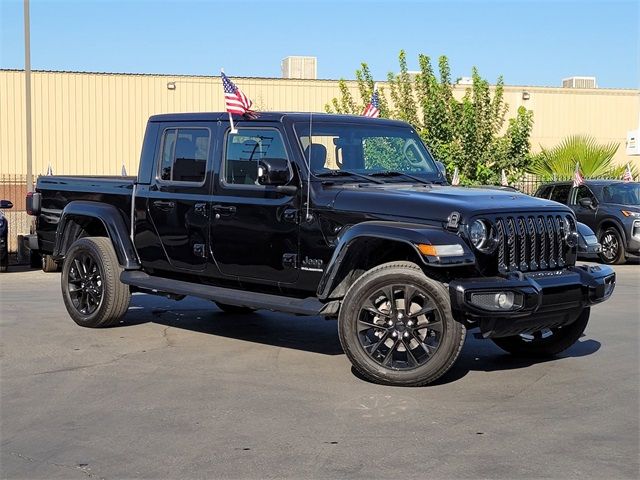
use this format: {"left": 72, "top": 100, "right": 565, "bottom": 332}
{"left": 228, "top": 112, "right": 238, "bottom": 135}
{"left": 221, "top": 67, "right": 238, "bottom": 134}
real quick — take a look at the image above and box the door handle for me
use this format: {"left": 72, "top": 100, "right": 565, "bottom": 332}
{"left": 153, "top": 200, "right": 175, "bottom": 210}
{"left": 212, "top": 205, "right": 236, "bottom": 216}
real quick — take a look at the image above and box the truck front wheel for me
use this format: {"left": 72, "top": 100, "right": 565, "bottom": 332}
{"left": 338, "top": 261, "right": 466, "bottom": 387}
{"left": 491, "top": 308, "right": 590, "bottom": 357}
{"left": 61, "top": 237, "right": 131, "bottom": 328}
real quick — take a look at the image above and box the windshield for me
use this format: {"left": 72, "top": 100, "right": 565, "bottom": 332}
{"left": 294, "top": 122, "right": 440, "bottom": 180}
{"left": 601, "top": 183, "right": 640, "bottom": 205}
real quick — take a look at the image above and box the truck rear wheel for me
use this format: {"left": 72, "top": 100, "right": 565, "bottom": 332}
{"left": 61, "top": 237, "right": 130, "bottom": 328}
{"left": 338, "top": 261, "right": 466, "bottom": 387}
{"left": 491, "top": 308, "right": 590, "bottom": 357}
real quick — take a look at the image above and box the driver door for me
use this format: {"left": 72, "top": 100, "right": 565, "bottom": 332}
{"left": 209, "top": 123, "right": 300, "bottom": 285}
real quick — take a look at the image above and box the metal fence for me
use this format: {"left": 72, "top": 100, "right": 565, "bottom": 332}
{"left": 0, "top": 174, "right": 31, "bottom": 253}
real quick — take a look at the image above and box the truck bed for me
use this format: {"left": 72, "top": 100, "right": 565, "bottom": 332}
{"left": 36, "top": 175, "right": 135, "bottom": 254}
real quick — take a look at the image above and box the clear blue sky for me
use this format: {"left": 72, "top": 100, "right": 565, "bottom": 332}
{"left": 1, "top": 0, "right": 638, "bottom": 88}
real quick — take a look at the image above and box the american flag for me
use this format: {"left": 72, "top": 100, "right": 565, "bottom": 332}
{"left": 221, "top": 71, "right": 257, "bottom": 119}
{"left": 622, "top": 163, "right": 634, "bottom": 182}
{"left": 362, "top": 88, "right": 380, "bottom": 118}
{"left": 573, "top": 162, "right": 584, "bottom": 187}
{"left": 451, "top": 167, "right": 460, "bottom": 186}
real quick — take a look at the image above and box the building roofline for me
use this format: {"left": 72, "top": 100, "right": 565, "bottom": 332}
{"left": 1, "top": 68, "right": 638, "bottom": 93}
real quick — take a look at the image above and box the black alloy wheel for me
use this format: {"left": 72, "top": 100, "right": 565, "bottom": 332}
{"left": 61, "top": 237, "right": 130, "bottom": 328}
{"left": 67, "top": 252, "right": 104, "bottom": 315}
{"left": 338, "top": 261, "right": 466, "bottom": 387}
{"left": 598, "top": 228, "right": 626, "bottom": 264}
{"left": 357, "top": 283, "right": 443, "bottom": 370}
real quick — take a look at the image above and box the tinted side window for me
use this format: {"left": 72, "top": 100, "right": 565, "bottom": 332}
{"left": 536, "top": 185, "right": 552, "bottom": 199}
{"left": 575, "top": 185, "right": 596, "bottom": 204}
{"left": 159, "top": 128, "right": 210, "bottom": 183}
{"left": 224, "top": 128, "right": 290, "bottom": 186}
{"left": 549, "top": 184, "right": 571, "bottom": 203}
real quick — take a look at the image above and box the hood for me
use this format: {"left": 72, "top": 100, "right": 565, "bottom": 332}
{"left": 601, "top": 202, "right": 640, "bottom": 211}
{"left": 331, "top": 184, "right": 572, "bottom": 224}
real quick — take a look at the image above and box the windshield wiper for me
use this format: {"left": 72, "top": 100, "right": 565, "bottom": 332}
{"left": 369, "top": 171, "right": 432, "bottom": 185}
{"left": 315, "top": 170, "right": 385, "bottom": 184}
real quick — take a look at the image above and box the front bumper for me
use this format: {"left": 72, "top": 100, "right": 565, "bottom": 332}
{"left": 626, "top": 222, "right": 640, "bottom": 255}
{"left": 449, "top": 265, "right": 616, "bottom": 338}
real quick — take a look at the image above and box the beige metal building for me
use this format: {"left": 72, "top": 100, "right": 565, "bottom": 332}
{"left": 1, "top": 69, "right": 639, "bottom": 179}
{"left": 0, "top": 69, "right": 638, "bottom": 252}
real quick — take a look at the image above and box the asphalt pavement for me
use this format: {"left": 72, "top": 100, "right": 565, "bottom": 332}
{"left": 1, "top": 262, "right": 638, "bottom": 479}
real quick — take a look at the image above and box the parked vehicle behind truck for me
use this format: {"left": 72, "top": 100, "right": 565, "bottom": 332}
{"left": 535, "top": 180, "right": 640, "bottom": 264}
{"left": 26, "top": 113, "right": 616, "bottom": 386}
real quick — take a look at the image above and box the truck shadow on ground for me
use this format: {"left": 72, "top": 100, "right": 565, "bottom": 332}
{"left": 122, "top": 295, "right": 601, "bottom": 386}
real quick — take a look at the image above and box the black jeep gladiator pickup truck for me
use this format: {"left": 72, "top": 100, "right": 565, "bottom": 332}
{"left": 27, "top": 112, "right": 616, "bottom": 386}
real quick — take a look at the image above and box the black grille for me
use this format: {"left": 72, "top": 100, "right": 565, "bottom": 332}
{"left": 493, "top": 214, "right": 575, "bottom": 273}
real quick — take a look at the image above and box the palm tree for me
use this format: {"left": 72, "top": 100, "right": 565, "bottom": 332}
{"left": 528, "top": 135, "right": 634, "bottom": 180}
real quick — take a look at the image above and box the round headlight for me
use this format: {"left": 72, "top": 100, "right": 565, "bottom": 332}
{"left": 469, "top": 220, "right": 488, "bottom": 250}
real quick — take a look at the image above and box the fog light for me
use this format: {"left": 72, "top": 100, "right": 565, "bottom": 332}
{"left": 495, "top": 291, "right": 514, "bottom": 309}
{"left": 468, "top": 291, "right": 523, "bottom": 311}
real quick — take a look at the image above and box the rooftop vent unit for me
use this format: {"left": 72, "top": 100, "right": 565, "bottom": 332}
{"left": 562, "top": 76, "right": 597, "bottom": 89}
{"left": 281, "top": 56, "right": 317, "bottom": 79}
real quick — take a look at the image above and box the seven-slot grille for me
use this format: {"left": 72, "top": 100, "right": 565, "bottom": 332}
{"left": 493, "top": 214, "right": 575, "bottom": 273}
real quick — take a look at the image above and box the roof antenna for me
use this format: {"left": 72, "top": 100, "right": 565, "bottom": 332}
{"left": 305, "top": 112, "right": 313, "bottom": 222}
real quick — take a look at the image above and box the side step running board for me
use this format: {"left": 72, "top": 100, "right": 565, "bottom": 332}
{"left": 120, "top": 271, "right": 323, "bottom": 316}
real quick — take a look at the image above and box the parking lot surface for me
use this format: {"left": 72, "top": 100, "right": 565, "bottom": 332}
{"left": 1, "top": 263, "right": 638, "bottom": 479}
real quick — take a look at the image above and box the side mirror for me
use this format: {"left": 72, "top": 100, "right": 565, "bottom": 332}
{"left": 578, "top": 197, "right": 594, "bottom": 209}
{"left": 257, "top": 158, "right": 291, "bottom": 187}
{"left": 435, "top": 161, "right": 447, "bottom": 178}
{"left": 0, "top": 200, "right": 13, "bottom": 209}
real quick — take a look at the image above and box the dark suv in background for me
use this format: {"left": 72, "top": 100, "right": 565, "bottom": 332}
{"left": 535, "top": 180, "right": 640, "bottom": 264}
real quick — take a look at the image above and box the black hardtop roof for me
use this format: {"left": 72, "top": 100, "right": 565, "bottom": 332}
{"left": 148, "top": 111, "right": 409, "bottom": 127}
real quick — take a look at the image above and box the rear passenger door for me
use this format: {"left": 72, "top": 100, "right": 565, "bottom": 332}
{"left": 146, "top": 124, "right": 213, "bottom": 272}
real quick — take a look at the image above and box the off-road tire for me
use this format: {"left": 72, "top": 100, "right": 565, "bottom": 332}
{"left": 338, "top": 261, "right": 466, "bottom": 387}
{"left": 491, "top": 308, "right": 590, "bottom": 357}
{"left": 42, "top": 254, "right": 59, "bottom": 272}
{"left": 214, "top": 302, "right": 256, "bottom": 314}
{"left": 598, "top": 227, "right": 626, "bottom": 265}
{"left": 61, "top": 237, "right": 130, "bottom": 328}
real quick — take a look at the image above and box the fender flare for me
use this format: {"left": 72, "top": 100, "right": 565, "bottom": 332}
{"left": 53, "top": 201, "right": 140, "bottom": 269}
{"left": 316, "top": 221, "right": 475, "bottom": 300}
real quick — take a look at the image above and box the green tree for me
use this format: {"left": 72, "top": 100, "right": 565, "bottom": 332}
{"left": 324, "top": 63, "right": 389, "bottom": 117}
{"left": 528, "top": 135, "right": 634, "bottom": 180}
{"left": 325, "top": 51, "right": 534, "bottom": 185}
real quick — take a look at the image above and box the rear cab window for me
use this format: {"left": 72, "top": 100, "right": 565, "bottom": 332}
{"left": 158, "top": 128, "right": 210, "bottom": 184}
